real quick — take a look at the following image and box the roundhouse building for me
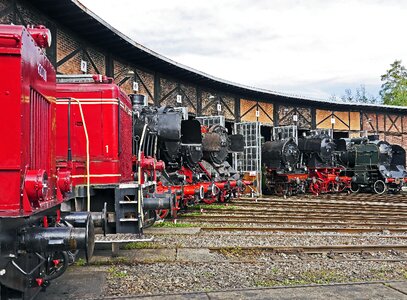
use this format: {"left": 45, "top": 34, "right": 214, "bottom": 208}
{"left": 1, "top": 0, "right": 407, "bottom": 147}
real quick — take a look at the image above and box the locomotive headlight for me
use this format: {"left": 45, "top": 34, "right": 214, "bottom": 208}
{"left": 25, "top": 169, "right": 49, "bottom": 207}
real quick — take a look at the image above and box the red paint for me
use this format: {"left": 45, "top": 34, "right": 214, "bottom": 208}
{"left": 35, "top": 278, "right": 44, "bottom": 287}
{"left": 56, "top": 209, "right": 61, "bottom": 223}
{"left": 308, "top": 167, "right": 351, "bottom": 195}
{"left": 0, "top": 25, "right": 58, "bottom": 217}
{"left": 56, "top": 80, "right": 133, "bottom": 186}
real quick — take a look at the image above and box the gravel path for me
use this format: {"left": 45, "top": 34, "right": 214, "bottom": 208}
{"left": 101, "top": 260, "right": 407, "bottom": 297}
{"left": 152, "top": 233, "right": 407, "bottom": 248}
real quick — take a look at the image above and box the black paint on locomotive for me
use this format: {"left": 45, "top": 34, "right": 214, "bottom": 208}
{"left": 298, "top": 134, "right": 336, "bottom": 168}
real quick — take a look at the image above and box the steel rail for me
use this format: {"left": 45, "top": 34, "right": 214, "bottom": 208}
{"left": 200, "top": 226, "right": 407, "bottom": 233}
{"left": 194, "top": 208, "right": 407, "bottom": 219}
{"left": 184, "top": 211, "right": 407, "bottom": 223}
{"left": 179, "top": 216, "right": 407, "bottom": 228}
{"left": 208, "top": 244, "right": 407, "bottom": 254}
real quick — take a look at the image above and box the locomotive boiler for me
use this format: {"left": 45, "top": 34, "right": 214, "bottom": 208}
{"left": 131, "top": 95, "right": 208, "bottom": 205}
{"left": 200, "top": 124, "right": 245, "bottom": 182}
{"left": 261, "top": 138, "right": 307, "bottom": 196}
{"left": 298, "top": 134, "right": 350, "bottom": 194}
{"left": 0, "top": 25, "right": 94, "bottom": 299}
{"left": 298, "top": 134, "right": 336, "bottom": 168}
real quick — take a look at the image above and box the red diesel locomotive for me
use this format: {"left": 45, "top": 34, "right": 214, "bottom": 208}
{"left": 55, "top": 75, "right": 174, "bottom": 234}
{"left": 0, "top": 25, "right": 94, "bottom": 299}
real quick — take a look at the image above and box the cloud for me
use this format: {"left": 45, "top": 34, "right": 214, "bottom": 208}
{"left": 79, "top": 0, "right": 407, "bottom": 100}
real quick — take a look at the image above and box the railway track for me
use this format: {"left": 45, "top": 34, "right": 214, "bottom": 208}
{"left": 180, "top": 196, "right": 407, "bottom": 230}
{"left": 229, "top": 201, "right": 407, "bottom": 213}
{"left": 234, "top": 198, "right": 407, "bottom": 208}
{"left": 179, "top": 217, "right": 407, "bottom": 228}
{"left": 195, "top": 206, "right": 407, "bottom": 218}
{"left": 209, "top": 244, "right": 407, "bottom": 254}
{"left": 199, "top": 226, "right": 407, "bottom": 233}
{"left": 176, "top": 195, "right": 407, "bottom": 232}
{"left": 239, "top": 194, "right": 407, "bottom": 205}
{"left": 182, "top": 213, "right": 407, "bottom": 224}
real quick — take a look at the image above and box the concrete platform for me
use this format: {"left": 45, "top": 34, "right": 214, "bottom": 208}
{"left": 113, "top": 282, "right": 407, "bottom": 299}
{"left": 44, "top": 267, "right": 105, "bottom": 300}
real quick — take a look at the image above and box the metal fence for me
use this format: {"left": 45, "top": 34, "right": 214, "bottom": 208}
{"left": 272, "top": 125, "right": 298, "bottom": 142}
{"left": 234, "top": 122, "right": 262, "bottom": 196}
{"left": 309, "top": 128, "right": 333, "bottom": 138}
{"left": 196, "top": 115, "right": 225, "bottom": 127}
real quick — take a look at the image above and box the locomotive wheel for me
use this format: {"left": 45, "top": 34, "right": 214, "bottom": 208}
{"left": 202, "top": 196, "right": 217, "bottom": 205}
{"left": 373, "top": 180, "right": 387, "bottom": 195}
{"left": 143, "top": 210, "right": 157, "bottom": 228}
{"left": 43, "top": 251, "right": 69, "bottom": 281}
{"left": 309, "top": 181, "right": 321, "bottom": 195}
{"left": 274, "top": 182, "right": 288, "bottom": 196}
{"left": 287, "top": 185, "right": 293, "bottom": 196}
{"left": 156, "top": 209, "right": 169, "bottom": 220}
{"left": 334, "top": 182, "right": 346, "bottom": 193}
{"left": 350, "top": 183, "right": 360, "bottom": 193}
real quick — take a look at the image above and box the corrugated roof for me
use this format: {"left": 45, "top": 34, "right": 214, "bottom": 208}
{"left": 28, "top": 0, "right": 407, "bottom": 113}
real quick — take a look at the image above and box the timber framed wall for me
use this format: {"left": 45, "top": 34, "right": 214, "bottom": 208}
{"left": 1, "top": 0, "right": 407, "bottom": 147}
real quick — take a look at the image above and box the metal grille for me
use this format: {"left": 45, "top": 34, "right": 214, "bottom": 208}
{"left": 234, "top": 122, "right": 261, "bottom": 196}
{"left": 309, "top": 129, "right": 333, "bottom": 138}
{"left": 196, "top": 116, "right": 225, "bottom": 127}
{"left": 273, "top": 125, "right": 298, "bottom": 143}
{"left": 30, "top": 88, "right": 51, "bottom": 170}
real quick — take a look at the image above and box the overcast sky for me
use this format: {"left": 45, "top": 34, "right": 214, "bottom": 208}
{"left": 79, "top": 0, "right": 407, "bottom": 100}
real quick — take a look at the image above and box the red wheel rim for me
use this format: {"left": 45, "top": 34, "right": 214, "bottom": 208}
{"left": 202, "top": 196, "right": 217, "bottom": 204}
{"left": 157, "top": 209, "right": 169, "bottom": 219}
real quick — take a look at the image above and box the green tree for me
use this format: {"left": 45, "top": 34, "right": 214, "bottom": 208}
{"left": 380, "top": 60, "right": 407, "bottom": 106}
{"left": 339, "top": 85, "right": 378, "bottom": 104}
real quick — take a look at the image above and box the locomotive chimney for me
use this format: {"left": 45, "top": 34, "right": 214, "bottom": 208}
{"left": 129, "top": 94, "right": 147, "bottom": 112}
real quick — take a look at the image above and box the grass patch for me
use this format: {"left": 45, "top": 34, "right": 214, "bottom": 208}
{"left": 190, "top": 204, "right": 239, "bottom": 210}
{"left": 255, "top": 279, "right": 309, "bottom": 287}
{"left": 153, "top": 222, "right": 200, "bottom": 228}
{"left": 369, "top": 267, "right": 395, "bottom": 280}
{"left": 90, "top": 257, "right": 131, "bottom": 266}
{"left": 74, "top": 258, "right": 86, "bottom": 266}
{"left": 218, "top": 247, "right": 244, "bottom": 257}
{"left": 180, "top": 212, "right": 203, "bottom": 217}
{"left": 255, "top": 269, "right": 348, "bottom": 287}
{"left": 107, "top": 266, "right": 128, "bottom": 278}
{"left": 300, "top": 270, "right": 348, "bottom": 284}
{"left": 122, "top": 241, "right": 160, "bottom": 250}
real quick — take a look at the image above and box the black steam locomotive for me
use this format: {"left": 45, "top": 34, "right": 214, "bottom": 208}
{"left": 337, "top": 137, "right": 407, "bottom": 194}
{"left": 131, "top": 94, "right": 246, "bottom": 209}
{"left": 298, "top": 134, "right": 350, "bottom": 194}
{"left": 261, "top": 138, "right": 308, "bottom": 196}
